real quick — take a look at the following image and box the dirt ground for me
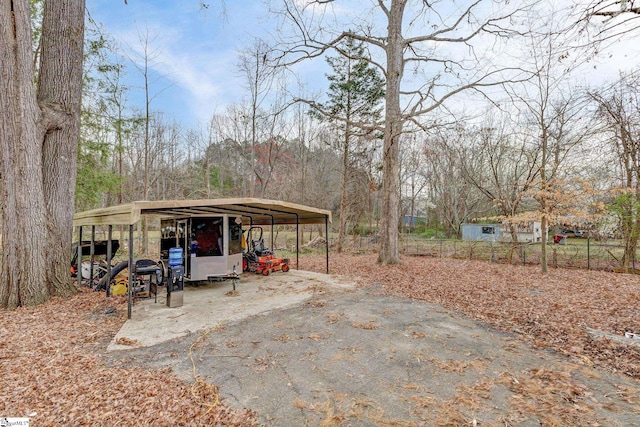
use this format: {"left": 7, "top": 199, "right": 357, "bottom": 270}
{"left": 105, "top": 271, "right": 640, "bottom": 426}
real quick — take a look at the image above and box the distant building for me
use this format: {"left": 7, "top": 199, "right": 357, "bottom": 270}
{"left": 462, "top": 221, "right": 546, "bottom": 243}
{"left": 461, "top": 224, "right": 504, "bottom": 242}
{"left": 404, "top": 214, "right": 426, "bottom": 227}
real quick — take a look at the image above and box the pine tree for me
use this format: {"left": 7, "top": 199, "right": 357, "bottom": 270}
{"left": 312, "top": 37, "right": 385, "bottom": 252}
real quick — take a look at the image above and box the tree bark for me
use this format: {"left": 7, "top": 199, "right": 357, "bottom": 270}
{"left": 620, "top": 194, "right": 640, "bottom": 271}
{"left": 0, "top": 0, "right": 85, "bottom": 308}
{"left": 377, "top": 0, "right": 405, "bottom": 265}
{"left": 39, "top": 0, "right": 86, "bottom": 297}
{"left": 539, "top": 125, "right": 549, "bottom": 274}
{"left": 336, "top": 126, "right": 349, "bottom": 253}
{"left": 0, "top": 0, "right": 49, "bottom": 307}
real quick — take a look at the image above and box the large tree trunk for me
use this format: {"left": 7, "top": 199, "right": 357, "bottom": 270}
{"left": 0, "top": 0, "right": 85, "bottom": 308}
{"left": 0, "top": 0, "right": 49, "bottom": 307}
{"left": 336, "top": 131, "right": 349, "bottom": 253}
{"left": 377, "top": 0, "right": 405, "bottom": 265}
{"left": 39, "top": 0, "right": 86, "bottom": 297}
{"left": 540, "top": 213, "right": 549, "bottom": 273}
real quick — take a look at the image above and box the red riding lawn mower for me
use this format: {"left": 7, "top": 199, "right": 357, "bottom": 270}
{"left": 242, "top": 226, "right": 290, "bottom": 276}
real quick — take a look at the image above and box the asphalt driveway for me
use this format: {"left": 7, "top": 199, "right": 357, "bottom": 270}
{"left": 105, "top": 271, "right": 640, "bottom": 426}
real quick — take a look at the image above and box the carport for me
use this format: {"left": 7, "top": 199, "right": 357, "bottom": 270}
{"left": 73, "top": 198, "right": 332, "bottom": 318}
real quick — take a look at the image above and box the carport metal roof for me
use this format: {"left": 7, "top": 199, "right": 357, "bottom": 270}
{"left": 73, "top": 198, "right": 332, "bottom": 227}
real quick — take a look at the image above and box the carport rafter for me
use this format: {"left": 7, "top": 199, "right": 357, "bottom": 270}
{"left": 74, "top": 198, "right": 331, "bottom": 227}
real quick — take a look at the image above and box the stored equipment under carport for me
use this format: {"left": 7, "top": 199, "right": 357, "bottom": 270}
{"left": 242, "top": 226, "right": 290, "bottom": 276}
{"left": 166, "top": 247, "right": 184, "bottom": 308}
{"left": 159, "top": 215, "right": 243, "bottom": 283}
{"left": 73, "top": 198, "right": 332, "bottom": 320}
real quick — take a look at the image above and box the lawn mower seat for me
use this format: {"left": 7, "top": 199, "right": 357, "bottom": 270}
{"left": 252, "top": 239, "right": 267, "bottom": 255}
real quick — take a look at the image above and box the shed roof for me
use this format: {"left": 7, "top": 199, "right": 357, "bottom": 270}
{"left": 73, "top": 198, "right": 332, "bottom": 227}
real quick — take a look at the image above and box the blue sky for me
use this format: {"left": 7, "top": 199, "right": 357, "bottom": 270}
{"left": 87, "top": 0, "right": 317, "bottom": 127}
{"left": 86, "top": 0, "right": 640, "bottom": 129}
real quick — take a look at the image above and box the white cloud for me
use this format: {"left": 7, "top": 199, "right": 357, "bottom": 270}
{"left": 92, "top": 0, "right": 259, "bottom": 125}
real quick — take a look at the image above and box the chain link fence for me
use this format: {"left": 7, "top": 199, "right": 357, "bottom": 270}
{"left": 342, "top": 235, "right": 632, "bottom": 272}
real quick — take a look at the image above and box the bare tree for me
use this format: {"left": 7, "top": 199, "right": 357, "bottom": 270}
{"left": 589, "top": 73, "right": 640, "bottom": 271}
{"left": 423, "top": 128, "right": 491, "bottom": 238}
{"left": 290, "top": 87, "right": 326, "bottom": 207}
{"left": 205, "top": 114, "right": 256, "bottom": 197}
{"left": 129, "top": 28, "right": 168, "bottom": 252}
{"left": 591, "top": 0, "right": 640, "bottom": 15}
{"left": 236, "top": 39, "right": 288, "bottom": 197}
{"left": 399, "top": 137, "right": 428, "bottom": 233}
{"left": 456, "top": 117, "right": 541, "bottom": 260}
{"left": 122, "top": 27, "right": 167, "bottom": 199}
{"left": 506, "top": 16, "right": 593, "bottom": 273}
{"left": 585, "top": 0, "right": 640, "bottom": 40}
{"left": 184, "top": 127, "right": 218, "bottom": 199}
{"left": 273, "top": 0, "right": 531, "bottom": 264}
{"left": 182, "top": 116, "right": 256, "bottom": 200}
{"left": 147, "top": 116, "right": 183, "bottom": 199}
{"left": 154, "top": 123, "right": 189, "bottom": 200}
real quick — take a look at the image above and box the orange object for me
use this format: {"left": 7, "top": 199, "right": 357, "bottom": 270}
{"left": 242, "top": 226, "right": 290, "bottom": 276}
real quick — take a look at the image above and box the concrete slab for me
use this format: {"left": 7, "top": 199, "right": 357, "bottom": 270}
{"left": 107, "top": 270, "right": 354, "bottom": 351}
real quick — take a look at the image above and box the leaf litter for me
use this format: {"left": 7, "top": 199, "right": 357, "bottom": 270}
{"left": 0, "top": 289, "right": 257, "bottom": 426}
{"left": 2, "top": 252, "right": 639, "bottom": 425}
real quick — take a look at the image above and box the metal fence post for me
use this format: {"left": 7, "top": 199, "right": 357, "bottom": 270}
{"left": 77, "top": 226, "right": 83, "bottom": 289}
{"left": 490, "top": 239, "right": 495, "bottom": 263}
{"left": 587, "top": 238, "right": 590, "bottom": 270}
